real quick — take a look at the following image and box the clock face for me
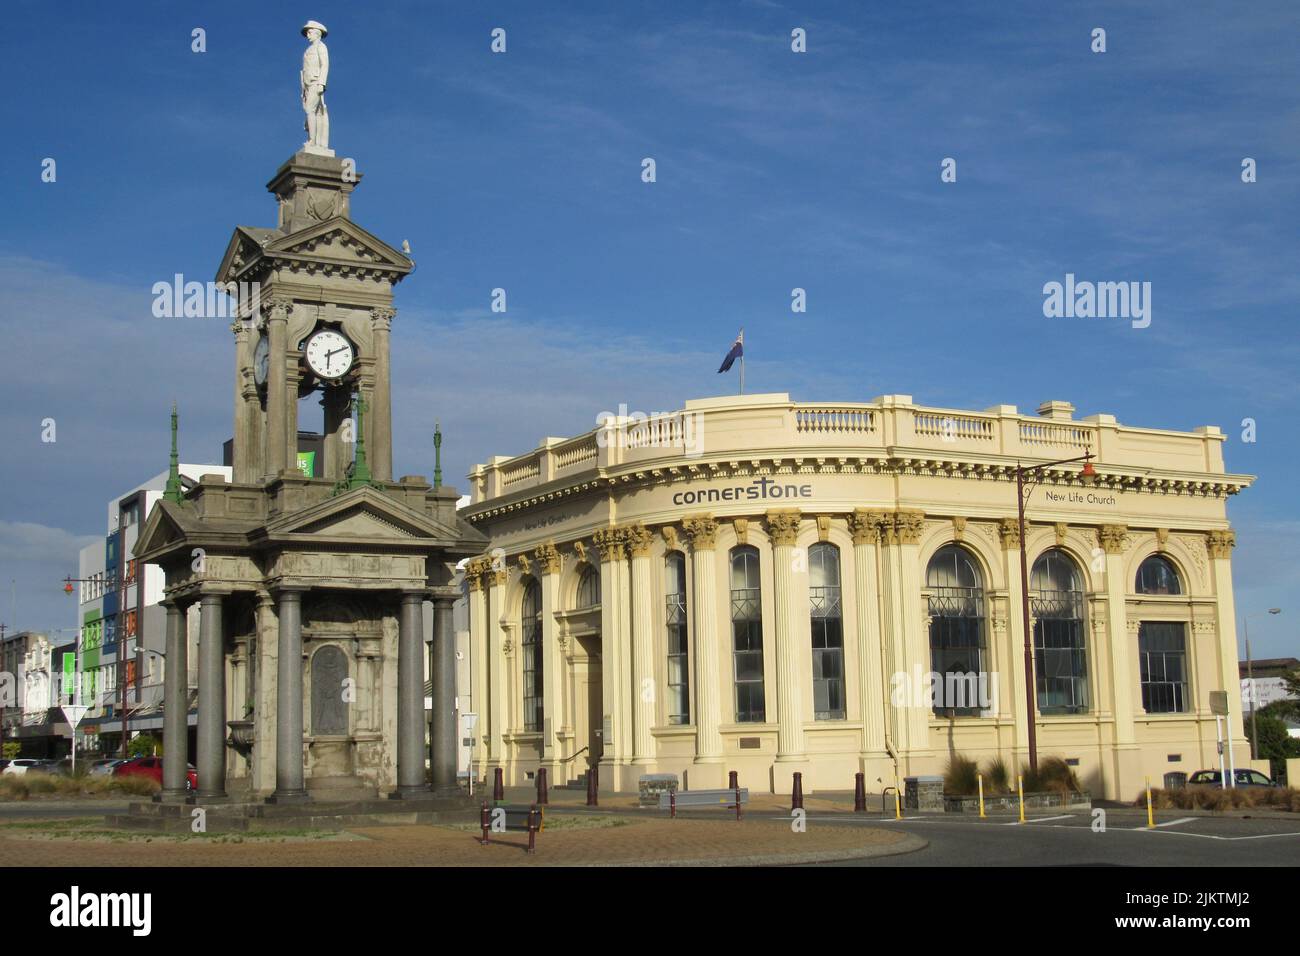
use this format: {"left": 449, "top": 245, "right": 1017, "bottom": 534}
{"left": 253, "top": 335, "right": 270, "bottom": 386}
{"left": 304, "top": 329, "right": 355, "bottom": 380}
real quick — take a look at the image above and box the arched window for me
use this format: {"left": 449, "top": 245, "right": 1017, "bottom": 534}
{"left": 521, "top": 578, "right": 543, "bottom": 732}
{"left": 925, "top": 544, "right": 986, "bottom": 715}
{"left": 730, "top": 546, "right": 765, "bottom": 722}
{"left": 575, "top": 564, "right": 600, "bottom": 609}
{"left": 1030, "top": 549, "right": 1088, "bottom": 714}
{"left": 1136, "top": 555, "right": 1182, "bottom": 595}
{"left": 809, "top": 543, "right": 845, "bottom": 720}
{"left": 664, "top": 553, "right": 690, "bottom": 724}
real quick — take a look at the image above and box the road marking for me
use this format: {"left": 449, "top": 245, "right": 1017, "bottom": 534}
{"left": 1005, "top": 814, "right": 1074, "bottom": 826}
{"left": 1153, "top": 817, "right": 1196, "bottom": 828}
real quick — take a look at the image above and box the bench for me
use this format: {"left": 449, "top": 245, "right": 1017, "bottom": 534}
{"left": 658, "top": 787, "right": 749, "bottom": 819}
{"left": 479, "top": 802, "right": 544, "bottom": 852}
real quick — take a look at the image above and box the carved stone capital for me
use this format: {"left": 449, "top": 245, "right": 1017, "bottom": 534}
{"left": 592, "top": 526, "right": 626, "bottom": 562}
{"left": 534, "top": 541, "right": 562, "bottom": 576}
{"left": 623, "top": 523, "right": 653, "bottom": 557}
{"left": 1099, "top": 524, "right": 1129, "bottom": 555}
{"left": 370, "top": 306, "right": 396, "bottom": 332}
{"left": 848, "top": 508, "right": 885, "bottom": 545}
{"left": 501, "top": 637, "right": 514, "bottom": 656}
{"left": 1206, "top": 529, "right": 1236, "bottom": 560}
{"left": 266, "top": 295, "right": 294, "bottom": 321}
{"left": 997, "top": 518, "right": 1021, "bottom": 549}
{"left": 894, "top": 510, "right": 926, "bottom": 545}
{"left": 765, "top": 509, "right": 802, "bottom": 547}
{"left": 465, "top": 556, "right": 490, "bottom": 591}
{"left": 516, "top": 553, "right": 532, "bottom": 577}
{"left": 681, "top": 514, "right": 718, "bottom": 550}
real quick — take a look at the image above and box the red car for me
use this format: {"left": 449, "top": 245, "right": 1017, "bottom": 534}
{"left": 112, "top": 756, "right": 198, "bottom": 791}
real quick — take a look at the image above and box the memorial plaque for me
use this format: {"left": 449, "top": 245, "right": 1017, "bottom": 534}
{"left": 311, "top": 644, "right": 350, "bottom": 736}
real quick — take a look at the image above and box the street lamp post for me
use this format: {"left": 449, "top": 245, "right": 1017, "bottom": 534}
{"left": 1243, "top": 608, "right": 1282, "bottom": 760}
{"left": 1015, "top": 452, "right": 1097, "bottom": 775}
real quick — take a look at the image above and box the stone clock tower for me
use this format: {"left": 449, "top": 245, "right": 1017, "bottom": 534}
{"left": 136, "top": 32, "right": 485, "bottom": 805}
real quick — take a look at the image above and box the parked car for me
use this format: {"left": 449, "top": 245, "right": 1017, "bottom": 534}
{"left": 2, "top": 758, "right": 55, "bottom": 776}
{"left": 112, "top": 756, "right": 197, "bottom": 790}
{"left": 0, "top": 759, "right": 8, "bottom": 772}
{"left": 88, "top": 758, "right": 127, "bottom": 777}
{"left": 1188, "top": 768, "right": 1279, "bottom": 788}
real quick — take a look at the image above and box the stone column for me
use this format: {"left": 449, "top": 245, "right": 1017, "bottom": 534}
{"left": 893, "top": 511, "right": 929, "bottom": 760}
{"left": 682, "top": 515, "right": 723, "bottom": 773}
{"left": 848, "top": 510, "right": 887, "bottom": 758}
{"left": 998, "top": 518, "right": 1031, "bottom": 755}
{"left": 369, "top": 307, "right": 395, "bottom": 482}
{"left": 625, "top": 524, "right": 656, "bottom": 766}
{"left": 593, "top": 527, "right": 626, "bottom": 785}
{"left": 1099, "top": 524, "right": 1138, "bottom": 799}
{"left": 195, "top": 591, "right": 228, "bottom": 800}
{"left": 465, "top": 559, "right": 488, "bottom": 782}
{"left": 535, "top": 543, "right": 564, "bottom": 774}
{"left": 264, "top": 297, "right": 291, "bottom": 478}
{"left": 270, "top": 587, "right": 307, "bottom": 803}
{"left": 160, "top": 598, "right": 189, "bottom": 801}
{"left": 430, "top": 591, "right": 459, "bottom": 795}
{"left": 231, "top": 320, "right": 256, "bottom": 484}
{"left": 485, "top": 566, "right": 508, "bottom": 772}
{"left": 767, "top": 510, "right": 807, "bottom": 760}
{"left": 395, "top": 590, "right": 428, "bottom": 797}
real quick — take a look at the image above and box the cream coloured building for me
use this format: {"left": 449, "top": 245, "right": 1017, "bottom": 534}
{"left": 461, "top": 393, "right": 1255, "bottom": 800}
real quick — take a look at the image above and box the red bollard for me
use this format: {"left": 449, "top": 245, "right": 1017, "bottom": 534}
{"left": 537, "top": 767, "right": 548, "bottom": 805}
{"left": 669, "top": 790, "right": 676, "bottom": 819}
{"left": 479, "top": 801, "right": 491, "bottom": 846}
{"left": 854, "top": 772, "right": 867, "bottom": 812}
{"left": 734, "top": 786, "right": 743, "bottom": 821}
{"left": 791, "top": 772, "right": 804, "bottom": 811}
{"left": 586, "top": 766, "right": 599, "bottom": 807}
{"left": 728, "top": 770, "right": 739, "bottom": 789}
{"left": 527, "top": 804, "right": 539, "bottom": 854}
{"left": 493, "top": 767, "right": 504, "bottom": 802}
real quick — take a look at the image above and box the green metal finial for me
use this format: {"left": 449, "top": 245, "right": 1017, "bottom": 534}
{"left": 164, "top": 402, "right": 184, "bottom": 503}
{"left": 334, "top": 392, "right": 378, "bottom": 494}
{"left": 433, "top": 421, "right": 443, "bottom": 489}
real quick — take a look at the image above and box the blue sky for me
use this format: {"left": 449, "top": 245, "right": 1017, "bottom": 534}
{"left": 0, "top": 0, "right": 1296, "bottom": 655}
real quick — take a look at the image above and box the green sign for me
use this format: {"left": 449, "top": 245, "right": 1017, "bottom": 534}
{"left": 297, "top": 451, "right": 316, "bottom": 477}
{"left": 61, "top": 653, "right": 75, "bottom": 700}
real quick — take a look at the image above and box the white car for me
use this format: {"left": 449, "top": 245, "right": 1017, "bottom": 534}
{"left": 1, "top": 758, "right": 53, "bottom": 776}
{"left": 88, "top": 759, "right": 127, "bottom": 777}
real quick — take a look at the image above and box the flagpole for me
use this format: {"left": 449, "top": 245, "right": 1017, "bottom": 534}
{"left": 740, "top": 355, "right": 745, "bottom": 395}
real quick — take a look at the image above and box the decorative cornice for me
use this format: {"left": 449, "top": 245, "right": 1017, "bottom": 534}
{"left": 592, "top": 526, "right": 626, "bottom": 562}
{"left": 623, "top": 522, "right": 654, "bottom": 557}
{"left": 1206, "top": 529, "right": 1236, "bottom": 560}
{"left": 534, "top": 541, "right": 562, "bottom": 576}
{"left": 765, "top": 509, "right": 802, "bottom": 547}
{"left": 681, "top": 514, "right": 718, "bottom": 550}
{"left": 1099, "top": 524, "right": 1129, "bottom": 555}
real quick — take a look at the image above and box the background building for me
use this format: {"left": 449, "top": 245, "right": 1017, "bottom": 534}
{"left": 463, "top": 392, "right": 1260, "bottom": 800}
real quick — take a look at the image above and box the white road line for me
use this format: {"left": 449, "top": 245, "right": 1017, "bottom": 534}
{"left": 1004, "top": 814, "right": 1075, "bottom": 826}
{"left": 1153, "top": 817, "right": 1196, "bottom": 828}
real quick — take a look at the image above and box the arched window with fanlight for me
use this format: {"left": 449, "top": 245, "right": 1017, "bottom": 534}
{"left": 730, "top": 545, "right": 765, "bottom": 722}
{"left": 521, "top": 578, "right": 543, "bottom": 732}
{"left": 1031, "top": 549, "right": 1089, "bottom": 714}
{"left": 1135, "top": 555, "right": 1188, "bottom": 713}
{"left": 808, "top": 543, "right": 845, "bottom": 720}
{"left": 664, "top": 553, "right": 690, "bottom": 724}
{"left": 575, "top": 564, "right": 600, "bottom": 609}
{"left": 925, "top": 545, "right": 986, "bottom": 715}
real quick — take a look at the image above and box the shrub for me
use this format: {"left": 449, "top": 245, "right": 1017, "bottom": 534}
{"left": 1140, "top": 785, "right": 1300, "bottom": 812}
{"left": 982, "top": 756, "right": 1011, "bottom": 794}
{"left": 944, "top": 754, "right": 979, "bottom": 795}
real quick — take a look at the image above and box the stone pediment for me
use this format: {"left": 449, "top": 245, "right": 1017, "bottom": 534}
{"left": 266, "top": 487, "right": 459, "bottom": 544}
{"left": 216, "top": 219, "right": 412, "bottom": 286}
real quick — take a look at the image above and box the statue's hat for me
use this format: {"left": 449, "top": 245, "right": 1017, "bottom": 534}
{"left": 301, "top": 20, "right": 328, "bottom": 38}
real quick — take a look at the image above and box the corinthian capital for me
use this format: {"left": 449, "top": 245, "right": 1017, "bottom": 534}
{"left": 370, "top": 306, "right": 396, "bottom": 331}
{"left": 894, "top": 510, "right": 926, "bottom": 545}
{"left": 1206, "top": 529, "right": 1236, "bottom": 560}
{"left": 765, "top": 509, "right": 802, "bottom": 547}
{"left": 681, "top": 514, "right": 718, "bottom": 550}
{"left": 592, "top": 526, "right": 626, "bottom": 562}
{"left": 266, "top": 295, "right": 294, "bottom": 320}
{"left": 623, "top": 522, "right": 653, "bottom": 557}
{"left": 1099, "top": 524, "right": 1129, "bottom": 555}
{"left": 848, "top": 508, "right": 885, "bottom": 545}
{"left": 534, "top": 541, "right": 562, "bottom": 576}
{"left": 997, "top": 518, "right": 1021, "bottom": 550}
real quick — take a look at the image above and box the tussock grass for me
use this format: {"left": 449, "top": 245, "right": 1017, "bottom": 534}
{"left": 0, "top": 774, "right": 159, "bottom": 801}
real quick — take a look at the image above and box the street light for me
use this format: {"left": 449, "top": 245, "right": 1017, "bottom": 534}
{"left": 1015, "top": 452, "right": 1097, "bottom": 774}
{"left": 1243, "top": 608, "right": 1282, "bottom": 760}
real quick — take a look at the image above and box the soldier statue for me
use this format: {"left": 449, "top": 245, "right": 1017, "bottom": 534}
{"left": 301, "top": 20, "right": 330, "bottom": 152}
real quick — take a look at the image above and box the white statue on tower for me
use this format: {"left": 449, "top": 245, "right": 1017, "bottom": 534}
{"left": 301, "top": 20, "right": 332, "bottom": 154}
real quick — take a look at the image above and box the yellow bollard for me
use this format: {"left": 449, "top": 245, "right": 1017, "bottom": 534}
{"left": 978, "top": 774, "right": 986, "bottom": 819}
{"left": 1017, "top": 774, "right": 1025, "bottom": 824}
{"left": 1146, "top": 776, "right": 1155, "bottom": 828}
{"left": 894, "top": 778, "right": 902, "bottom": 820}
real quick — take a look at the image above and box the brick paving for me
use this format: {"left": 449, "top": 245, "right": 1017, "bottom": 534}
{"left": 0, "top": 814, "right": 916, "bottom": 867}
